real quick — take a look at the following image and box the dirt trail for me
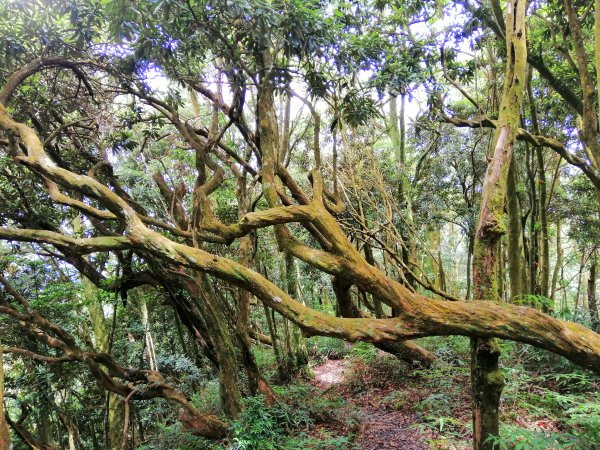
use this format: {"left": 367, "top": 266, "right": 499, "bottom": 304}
{"left": 312, "top": 359, "right": 347, "bottom": 388}
{"left": 311, "top": 359, "right": 429, "bottom": 450}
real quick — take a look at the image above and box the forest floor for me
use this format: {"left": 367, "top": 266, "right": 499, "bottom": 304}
{"left": 299, "top": 337, "right": 600, "bottom": 449}
{"left": 308, "top": 355, "right": 472, "bottom": 449}
{"left": 231, "top": 337, "right": 598, "bottom": 449}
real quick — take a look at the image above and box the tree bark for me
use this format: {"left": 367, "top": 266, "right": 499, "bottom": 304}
{"left": 471, "top": 1, "right": 528, "bottom": 447}
{"left": 0, "top": 342, "right": 10, "bottom": 450}
{"left": 550, "top": 221, "right": 563, "bottom": 307}
{"left": 507, "top": 157, "right": 526, "bottom": 301}
{"left": 589, "top": 251, "right": 599, "bottom": 330}
{"left": 83, "top": 279, "right": 124, "bottom": 450}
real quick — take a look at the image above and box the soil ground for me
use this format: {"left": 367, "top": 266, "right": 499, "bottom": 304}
{"left": 309, "top": 357, "right": 472, "bottom": 449}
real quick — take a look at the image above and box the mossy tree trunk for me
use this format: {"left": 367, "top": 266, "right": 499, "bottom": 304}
{"left": 83, "top": 280, "right": 125, "bottom": 450}
{"left": 506, "top": 157, "right": 527, "bottom": 301}
{"left": 589, "top": 251, "right": 599, "bottom": 330}
{"left": 0, "top": 342, "right": 10, "bottom": 450}
{"left": 284, "top": 253, "right": 309, "bottom": 371}
{"left": 471, "top": 0, "right": 528, "bottom": 448}
{"left": 189, "top": 275, "right": 243, "bottom": 418}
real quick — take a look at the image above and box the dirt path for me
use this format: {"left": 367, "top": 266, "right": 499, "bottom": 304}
{"left": 310, "top": 359, "right": 429, "bottom": 450}
{"left": 312, "top": 359, "right": 347, "bottom": 388}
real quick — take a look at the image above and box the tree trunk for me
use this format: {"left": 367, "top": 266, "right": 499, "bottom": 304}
{"left": 0, "top": 342, "right": 10, "bottom": 450}
{"left": 389, "top": 94, "right": 416, "bottom": 289}
{"left": 235, "top": 201, "right": 276, "bottom": 401}
{"left": 536, "top": 144, "right": 549, "bottom": 298}
{"left": 526, "top": 66, "right": 549, "bottom": 297}
{"left": 466, "top": 234, "right": 474, "bottom": 300}
{"left": 193, "top": 275, "right": 243, "bottom": 418}
{"left": 507, "top": 157, "right": 526, "bottom": 301}
{"left": 364, "top": 243, "right": 385, "bottom": 318}
{"left": 550, "top": 221, "right": 563, "bottom": 309}
{"left": 140, "top": 300, "right": 158, "bottom": 371}
{"left": 471, "top": 1, "right": 527, "bottom": 447}
{"left": 284, "top": 253, "right": 309, "bottom": 370}
{"left": 575, "top": 253, "right": 585, "bottom": 309}
{"left": 589, "top": 251, "right": 599, "bottom": 330}
{"left": 83, "top": 279, "right": 124, "bottom": 450}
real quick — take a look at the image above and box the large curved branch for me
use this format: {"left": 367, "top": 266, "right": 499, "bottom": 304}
{"left": 2, "top": 89, "right": 600, "bottom": 377}
{"left": 0, "top": 228, "right": 131, "bottom": 253}
{"left": 3, "top": 347, "right": 75, "bottom": 363}
{"left": 0, "top": 57, "right": 96, "bottom": 104}
{"left": 86, "top": 211, "right": 597, "bottom": 374}
{"left": 202, "top": 204, "right": 317, "bottom": 241}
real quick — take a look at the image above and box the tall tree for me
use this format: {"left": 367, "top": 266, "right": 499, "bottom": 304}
{"left": 471, "top": 0, "right": 528, "bottom": 447}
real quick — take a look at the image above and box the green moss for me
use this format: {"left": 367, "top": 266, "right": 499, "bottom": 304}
{"left": 486, "top": 370, "right": 505, "bottom": 387}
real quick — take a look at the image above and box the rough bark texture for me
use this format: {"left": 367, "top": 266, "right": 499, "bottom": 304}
{"left": 470, "top": 338, "right": 503, "bottom": 448}
{"left": 471, "top": 1, "right": 528, "bottom": 448}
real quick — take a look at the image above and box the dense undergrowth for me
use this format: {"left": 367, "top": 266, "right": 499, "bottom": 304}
{"left": 136, "top": 309, "right": 599, "bottom": 449}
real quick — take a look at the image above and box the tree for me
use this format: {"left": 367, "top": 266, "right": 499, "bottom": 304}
{"left": 0, "top": 0, "right": 599, "bottom": 447}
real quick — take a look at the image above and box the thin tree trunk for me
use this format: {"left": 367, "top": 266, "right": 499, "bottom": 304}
{"left": 364, "top": 243, "right": 384, "bottom": 318}
{"left": 140, "top": 300, "right": 158, "bottom": 371}
{"left": 263, "top": 303, "right": 288, "bottom": 382}
{"left": 466, "top": 234, "right": 474, "bottom": 300}
{"left": 575, "top": 252, "right": 586, "bottom": 309}
{"left": 84, "top": 280, "right": 124, "bottom": 450}
{"left": 284, "top": 253, "right": 309, "bottom": 369}
{"left": 389, "top": 94, "right": 416, "bottom": 288}
{"left": 507, "top": 157, "right": 526, "bottom": 301}
{"left": 589, "top": 251, "right": 599, "bottom": 330}
{"left": 537, "top": 143, "right": 550, "bottom": 298}
{"left": 525, "top": 67, "right": 548, "bottom": 296}
{"left": 550, "top": 221, "right": 563, "bottom": 308}
{"left": 0, "top": 342, "right": 10, "bottom": 450}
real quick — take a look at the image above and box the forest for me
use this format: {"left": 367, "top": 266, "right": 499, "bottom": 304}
{"left": 0, "top": 0, "right": 599, "bottom": 449}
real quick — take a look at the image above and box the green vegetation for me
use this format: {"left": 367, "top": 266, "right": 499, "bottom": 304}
{"left": 0, "top": 0, "right": 599, "bottom": 449}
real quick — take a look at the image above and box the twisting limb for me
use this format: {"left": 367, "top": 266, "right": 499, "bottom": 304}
{"left": 0, "top": 57, "right": 98, "bottom": 104}
{"left": 2, "top": 347, "right": 75, "bottom": 363}
{"left": 0, "top": 228, "right": 131, "bottom": 253}
{"left": 0, "top": 60, "right": 599, "bottom": 380}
